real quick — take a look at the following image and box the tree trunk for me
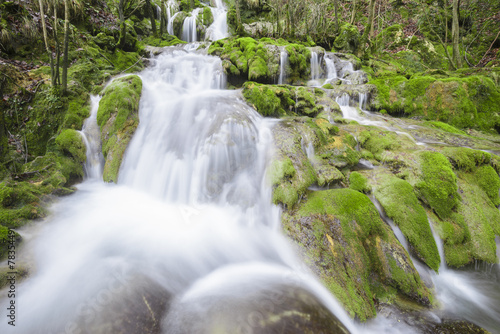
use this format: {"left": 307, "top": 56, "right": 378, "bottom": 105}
{"left": 369, "top": 0, "right": 376, "bottom": 38}
{"left": 350, "top": 0, "right": 357, "bottom": 25}
{"left": 53, "top": 5, "right": 60, "bottom": 86}
{"left": 62, "top": 0, "right": 69, "bottom": 93}
{"left": 118, "top": 0, "right": 127, "bottom": 49}
{"left": 333, "top": 0, "right": 339, "bottom": 33}
{"left": 146, "top": 0, "right": 157, "bottom": 37}
{"left": 39, "top": 0, "right": 55, "bottom": 86}
{"left": 363, "top": 0, "right": 376, "bottom": 42}
{"left": 159, "top": 0, "right": 165, "bottom": 35}
{"left": 452, "top": 0, "right": 461, "bottom": 67}
{"left": 235, "top": 0, "right": 242, "bottom": 34}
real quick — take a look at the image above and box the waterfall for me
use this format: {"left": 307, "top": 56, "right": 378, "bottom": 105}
{"left": 429, "top": 222, "right": 500, "bottom": 333}
{"left": 310, "top": 51, "right": 320, "bottom": 81}
{"left": 324, "top": 54, "right": 337, "bottom": 83}
{"left": 182, "top": 8, "right": 202, "bottom": 42}
{"left": 278, "top": 49, "right": 288, "bottom": 84}
{"left": 79, "top": 95, "right": 104, "bottom": 179}
{"left": 205, "top": 0, "right": 229, "bottom": 41}
{"left": 0, "top": 46, "right": 364, "bottom": 334}
{"left": 168, "top": 11, "right": 180, "bottom": 35}
{"left": 155, "top": 5, "right": 161, "bottom": 20}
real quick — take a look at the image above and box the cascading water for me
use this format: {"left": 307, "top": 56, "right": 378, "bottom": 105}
{"left": 167, "top": 11, "right": 179, "bottom": 35}
{"left": 278, "top": 49, "right": 288, "bottom": 84}
{"left": 429, "top": 224, "right": 500, "bottom": 333}
{"left": 310, "top": 51, "right": 320, "bottom": 81}
{"left": 181, "top": 8, "right": 201, "bottom": 42}
{"left": 205, "top": 0, "right": 229, "bottom": 41}
{"left": 79, "top": 95, "right": 104, "bottom": 179}
{"left": 324, "top": 54, "right": 338, "bottom": 83}
{"left": 0, "top": 46, "right": 362, "bottom": 334}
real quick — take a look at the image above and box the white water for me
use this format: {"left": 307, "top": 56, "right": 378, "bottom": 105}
{"left": 205, "top": 0, "right": 229, "bottom": 41}
{"left": 0, "top": 46, "right": 366, "bottom": 334}
{"left": 336, "top": 93, "right": 384, "bottom": 127}
{"left": 80, "top": 95, "right": 104, "bottom": 179}
{"left": 167, "top": 11, "right": 179, "bottom": 36}
{"left": 429, "top": 224, "right": 500, "bottom": 333}
{"left": 278, "top": 49, "right": 288, "bottom": 84}
{"left": 324, "top": 54, "right": 337, "bottom": 83}
{"left": 311, "top": 51, "right": 320, "bottom": 81}
{"left": 181, "top": 8, "right": 201, "bottom": 42}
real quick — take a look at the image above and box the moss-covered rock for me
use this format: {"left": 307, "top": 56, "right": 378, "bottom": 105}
{"left": 349, "top": 171, "right": 370, "bottom": 193}
{"left": 242, "top": 82, "right": 326, "bottom": 117}
{"left": 282, "top": 188, "right": 431, "bottom": 320}
{"left": 410, "top": 151, "right": 459, "bottom": 219}
{"left": 369, "top": 74, "right": 500, "bottom": 133}
{"left": 209, "top": 37, "right": 314, "bottom": 86}
{"left": 55, "top": 129, "right": 86, "bottom": 164}
{"left": 333, "top": 23, "right": 361, "bottom": 54}
{"left": 373, "top": 175, "right": 441, "bottom": 272}
{"left": 97, "top": 75, "right": 142, "bottom": 183}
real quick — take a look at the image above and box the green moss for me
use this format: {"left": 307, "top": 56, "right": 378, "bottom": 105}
{"left": 282, "top": 188, "right": 430, "bottom": 320}
{"left": 441, "top": 147, "right": 491, "bottom": 171}
{"left": 412, "top": 151, "right": 459, "bottom": 219}
{"left": 141, "top": 35, "right": 186, "bottom": 47}
{"left": 369, "top": 74, "right": 500, "bottom": 133}
{"left": 55, "top": 129, "right": 86, "bottom": 164}
{"left": 374, "top": 175, "right": 441, "bottom": 272}
{"left": 349, "top": 172, "right": 370, "bottom": 193}
{"left": 474, "top": 165, "right": 500, "bottom": 206}
{"left": 97, "top": 75, "right": 142, "bottom": 183}
{"left": 333, "top": 23, "right": 360, "bottom": 54}
{"left": 424, "top": 121, "right": 467, "bottom": 135}
{"left": 357, "top": 128, "right": 400, "bottom": 161}
{"left": 202, "top": 7, "right": 213, "bottom": 26}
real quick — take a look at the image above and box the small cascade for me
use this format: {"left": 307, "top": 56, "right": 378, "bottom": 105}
{"left": 79, "top": 95, "right": 104, "bottom": 180}
{"left": 168, "top": 11, "right": 180, "bottom": 35}
{"left": 358, "top": 92, "right": 368, "bottom": 110}
{"left": 324, "top": 55, "right": 337, "bottom": 83}
{"left": 371, "top": 197, "right": 410, "bottom": 252}
{"left": 205, "top": 0, "right": 229, "bottom": 41}
{"left": 301, "top": 136, "right": 315, "bottom": 160}
{"left": 155, "top": 5, "right": 161, "bottom": 20}
{"left": 182, "top": 8, "right": 201, "bottom": 42}
{"left": 278, "top": 49, "right": 288, "bottom": 84}
{"left": 336, "top": 93, "right": 384, "bottom": 126}
{"left": 310, "top": 51, "right": 320, "bottom": 81}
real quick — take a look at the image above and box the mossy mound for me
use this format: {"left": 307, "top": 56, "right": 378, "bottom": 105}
{"left": 269, "top": 120, "right": 318, "bottom": 208}
{"left": 349, "top": 171, "right": 370, "bottom": 193}
{"left": 282, "top": 188, "right": 431, "bottom": 321}
{"left": 358, "top": 128, "right": 402, "bottom": 161}
{"left": 97, "top": 75, "right": 143, "bottom": 183}
{"left": 433, "top": 170, "right": 500, "bottom": 267}
{"left": 242, "top": 82, "right": 326, "bottom": 117}
{"left": 409, "top": 151, "right": 459, "bottom": 220}
{"left": 373, "top": 175, "right": 440, "bottom": 272}
{"left": 208, "top": 37, "right": 312, "bottom": 86}
{"left": 333, "top": 23, "right": 361, "bottom": 54}
{"left": 369, "top": 74, "right": 500, "bottom": 133}
{"left": 55, "top": 129, "right": 86, "bottom": 164}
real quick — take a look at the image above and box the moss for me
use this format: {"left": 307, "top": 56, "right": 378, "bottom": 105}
{"left": 424, "top": 121, "right": 467, "bottom": 136}
{"left": 0, "top": 264, "right": 28, "bottom": 289}
{"left": 333, "top": 23, "right": 360, "bottom": 54}
{"left": 97, "top": 75, "right": 142, "bottom": 183}
{"left": 374, "top": 175, "right": 441, "bottom": 272}
{"left": 412, "top": 151, "right": 459, "bottom": 219}
{"left": 441, "top": 147, "right": 491, "bottom": 171}
{"left": 141, "top": 35, "right": 186, "bottom": 47}
{"left": 357, "top": 128, "right": 400, "bottom": 161}
{"left": 55, "top": 129, "right": 86, "bottom": 164}
{"left": 369, "top": 74, "right": 500, "bottom": 133}
{"left": 474, "top": 165, "right": 500, "bottom": 206}
{"left": 60, "top": 92, "right": 91, "bottom": 130}
{"left": 349, "top": 172, "right": 370, "bottom": 193}
{"left": 202, "top": 7, "right": 213, "bottom": 26}
{"left": 282, "top": 189, "right": 430, "bottom": 320}
{"left": 242, "top": 82, "right": 324, "bottom": 118}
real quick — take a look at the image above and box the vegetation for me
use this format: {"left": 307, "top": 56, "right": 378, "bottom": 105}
{"left": 0, "top": 0, "right": 499, "bottom": 330}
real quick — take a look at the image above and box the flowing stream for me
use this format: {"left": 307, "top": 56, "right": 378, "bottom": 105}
{"left": 0, "top": 46, "right": 368, "bottom": 334}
